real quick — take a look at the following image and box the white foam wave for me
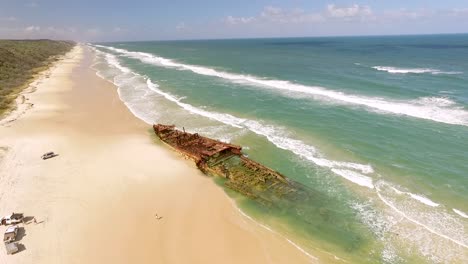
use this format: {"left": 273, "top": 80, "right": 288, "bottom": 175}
{"left": 414, "top": 96, "right": 456, "bottom": 107}
{"left": 453, "top": 209, "right": 468, "bottom": 218}
{"left": 240, "top": 121, "right": 374, "bottom": 175}
{"left": 99, "top": 53, "right": 158, "bottom": 124}
{"left": 376, "top": 190, "right": 468, "bottom": 249}
{"left": 104, "top": 53, "right": 130, "bottom": 73}
{"left": 408, "top": 193, "right": 440, "bottom": 207}
{"left": 373, "top": 66, "right": 462, "bottom": 75}
{"left": 148, "top": 79, "right": 374, "bottom": 177}
{"left": 390, "top": 187, "right": 440, "bottom": 207}
{"left": 146, "top": 79, "right": 245, "bottom": 128}
{"left": 95, "top": 48, "right": 374, "bottom": 189}
{"left": 94, "top": 45, "right": 468, "bottom": 127}
{"left": 331, "top": 169, "right": 374, "bottom": 189}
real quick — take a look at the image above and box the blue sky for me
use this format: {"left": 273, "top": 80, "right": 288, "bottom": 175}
{"left": 1, "top": 0, "right": 467, "bottom": 41}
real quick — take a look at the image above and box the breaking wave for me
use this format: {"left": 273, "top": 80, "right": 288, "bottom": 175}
{"left": 390, "top": 187, "right": 440, "bottom": 207}
{"left": 331, "top": 169, "right": 374, "bottom": 189}
{"left": 376, "top": 188, "right": 468, "bottom": 250}
{"left": 95, "top": 45, "right": 468, "bottom": 127}
{"left": 453, "top": 209, "right": 468, "bottom": 218}
{"left": 407, "top": 193, "right": 440, "bottom": 207}
{"left": 373, "top": 66, "right": 463, "bottom": 75}
{"left": 93, "top": 48, "right": 374, "bottom": 189}
{"left": 146, "top": 79, "right": 374, "bottom": 179}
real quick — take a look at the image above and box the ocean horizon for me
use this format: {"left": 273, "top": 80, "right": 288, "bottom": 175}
{"left": 91, "top": 34, "right": 468, "bottom": 263}
{"left": 94, "top": 32, "right": 468, "bottom": 44}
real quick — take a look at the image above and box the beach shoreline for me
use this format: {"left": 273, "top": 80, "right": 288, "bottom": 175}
{"left": 0, "top": 44, "right": 315, "bottom": 263}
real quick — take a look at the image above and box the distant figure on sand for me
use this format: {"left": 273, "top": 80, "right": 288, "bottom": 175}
{"left": 154, "top": 213, "right": 163, "bottom": 220}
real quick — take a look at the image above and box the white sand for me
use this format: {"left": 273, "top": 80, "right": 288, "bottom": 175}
{"left": 0, "top": 45, "right": 314, "bottom": 263}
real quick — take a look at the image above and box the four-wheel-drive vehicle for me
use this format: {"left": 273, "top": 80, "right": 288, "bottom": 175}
{"left": 41, "top": 151, "right": 58, "bottom": 160}
{"left": 4, "top": 241, "right": 19, "bottom": 255}
{"left": 2, "top": 215, "right": 25, "bottom": 255}
{"left": 0, "top": 213, "right": 23, "bottom": 226}
{"left": 3, "top": 225, "right": 18, "bottom": 243}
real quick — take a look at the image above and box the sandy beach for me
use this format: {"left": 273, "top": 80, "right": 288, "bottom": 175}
{"left": 0, "top": 45, "right": 313, "bottom": 263}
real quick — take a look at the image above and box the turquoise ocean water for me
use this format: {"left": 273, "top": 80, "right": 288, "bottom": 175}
{"left": 91, "top": 35, "right": 468, "bottom": 263}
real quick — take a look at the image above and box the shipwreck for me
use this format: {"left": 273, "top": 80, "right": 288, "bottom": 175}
{"left": 153, "top": 124, "right": 307, "bottom": 205}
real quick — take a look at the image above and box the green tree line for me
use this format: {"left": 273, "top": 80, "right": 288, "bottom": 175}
{"left": 0, "top": 39, "right": 75, "bottom": 116}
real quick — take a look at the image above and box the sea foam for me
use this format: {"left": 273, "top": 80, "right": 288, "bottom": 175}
{"left": 94, "top": 48, "right": 375, "bottom": 189}
{"left": 148, "top": 79, "right": 374, "bottom": 178}
{"left": 331, "top": 169, "right": 374, "bottom": 189}
{"left": 376, "top": 190, "right": 468, "bottom": 249}
{"left": 95, "top": 45, "right": 468, "bottom": 127}
{"left": 453, "top": 209, "right": 468, "bottom": 218}
{"left": 408, "top": 193, "right": 440, "bottom": 207}
{"left": 390, "top": 186, "right": 440, "bottom": 207}
{"left": 373, "top": 66, "right": 462, "bottom": 75}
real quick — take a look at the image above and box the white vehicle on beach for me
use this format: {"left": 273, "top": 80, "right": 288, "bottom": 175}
{"left": 3, "top": 225, "right": 18, "bottom": 243}
{"left": 0, "top": 213, "right": 23, "bottom": 226}
{"left": 3, "top": 225, "right": 19, "bottom": 255}
{"left": 4, "top": 241, "right": 19, "bottom": 255}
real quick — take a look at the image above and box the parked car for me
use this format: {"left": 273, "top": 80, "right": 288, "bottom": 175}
{"left": 0, "top": 213, "right": 23, "bottom": 226}
{"left": 3, "top": 225, "right": 18, "bottom": 243}
{"left": 3, "top": 225, "right": 20, "bottom": 255}
{"left": 4, "top": 242, "right": 19, "bottom": 255}
{"left": 41, "top": 151, "right": 57, "bottom": 160}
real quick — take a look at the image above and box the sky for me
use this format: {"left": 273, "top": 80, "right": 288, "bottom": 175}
{"left": 1, "top": 0, "right": 468, "bottom": 41}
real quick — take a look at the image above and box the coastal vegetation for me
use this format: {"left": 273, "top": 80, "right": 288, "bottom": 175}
{"left": 0, "top": 39, "right": 74, "bottom": 116}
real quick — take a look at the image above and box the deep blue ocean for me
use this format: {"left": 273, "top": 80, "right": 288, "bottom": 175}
{"left": 92, "top": 34, "right": 468, "bottom": 263}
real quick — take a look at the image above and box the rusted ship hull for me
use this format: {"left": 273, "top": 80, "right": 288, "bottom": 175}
{"left": 153, "top": 124, "right": 305, "bottom": 205}
{"left": 153, "top": 124, "right": 370, "bottom": 252}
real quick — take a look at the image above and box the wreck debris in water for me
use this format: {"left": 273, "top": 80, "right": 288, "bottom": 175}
{"left": 153, "top": 124, "right": 307, "bottom": 205}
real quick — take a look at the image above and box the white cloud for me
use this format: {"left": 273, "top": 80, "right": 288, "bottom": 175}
{"left": 260, "top": 6, "right": 323, "bottom": 23}
{"left": 221, "top": 4, "right": 468, "bottom": 35}
{"left": 326, "top": 4, "right": 373, "bottom": 19}
{"left": 224, "top": 4, "right": 376, "bottom": 27}
{"left": 224, "top": 6, "right": 324, "bottom": 26}
{"left": 0, "top": 24, "right": 128, "bottom": 41}
{"left": 0, "top": 16, "right": 17, "bottom": 22}
{"left": 216, "top": 4, "right": 468, "bottom": 38}
{"left": 383, "top": 8, "right": 433, "bottom": 20}
{"left": 225, "top": 16, "right": 254, "bottom": 25}
{"left": 25, "top": 25, "right": 40, "bottom": 32}
{"left": 2, "top": 4, "right": 467, "bottom": 41}
{"left": 260, "top": 6, "right": 283, "bottom": 18}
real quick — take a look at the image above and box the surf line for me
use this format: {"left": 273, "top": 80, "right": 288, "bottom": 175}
{"left": 376, "top": 190, "right": 468, "bottom": 249}
{"left": 95, "top": 48, "right": 382, "bottom": 198}
{"left": 94, "top": 44, "right": 468, "bottom": 127}
{"left": 453, "top": 208, "right": 468, "bottom": 219}
{"left": 95, "top": 48, "right": 374, "bottom": 175}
